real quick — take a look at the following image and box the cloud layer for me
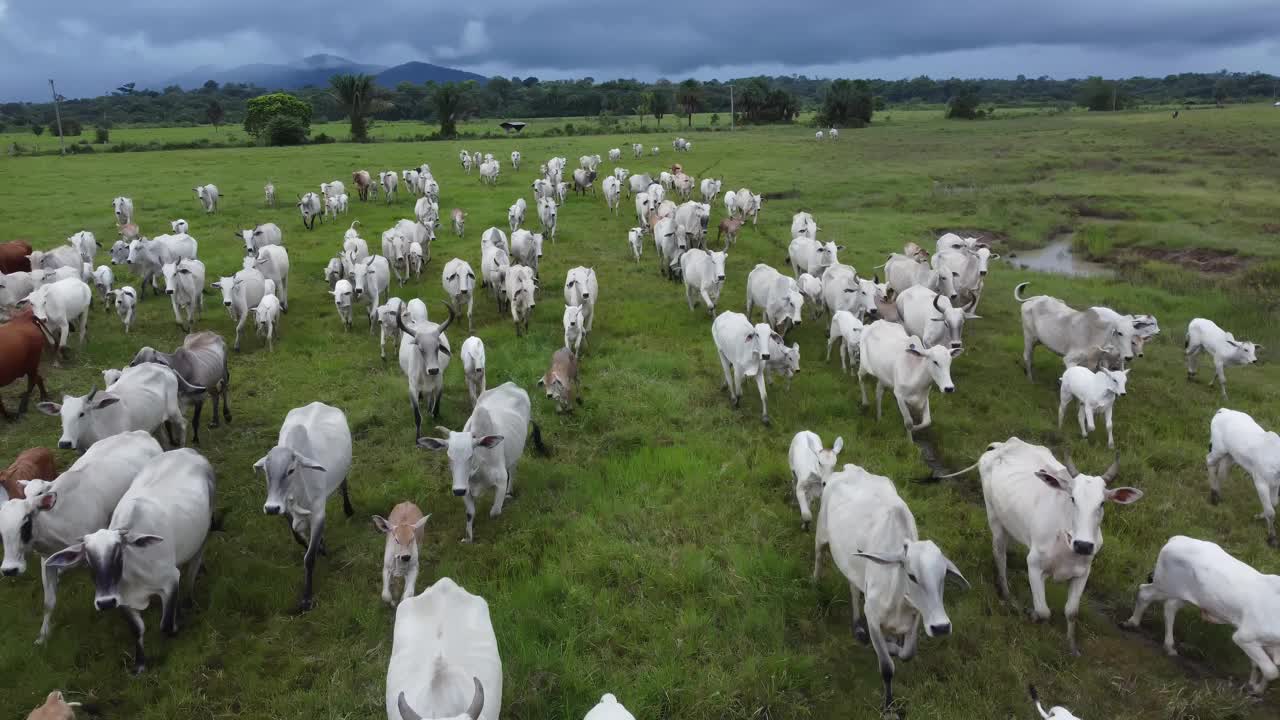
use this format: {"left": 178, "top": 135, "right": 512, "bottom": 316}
{"left": 3, "top": 1, "right": 1279, "bottom": 100}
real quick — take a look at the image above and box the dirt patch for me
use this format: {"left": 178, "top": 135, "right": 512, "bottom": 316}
{"left": 1071, "top": 200, "right": 1134, "bottom": 220}
{"left": 1262, "top": 223, "right": 1280, "bottom": 235}
{"left": 1120, "top": 247, "right": 1251, "bottom": 274}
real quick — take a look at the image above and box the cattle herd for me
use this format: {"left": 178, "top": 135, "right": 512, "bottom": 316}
{"left": 1, "top": 131, "right": 1277, "bottom": 720}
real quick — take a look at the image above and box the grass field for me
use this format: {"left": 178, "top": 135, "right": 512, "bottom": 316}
{"left": 2, "top": 106, "right": 1280, "bottom": 719}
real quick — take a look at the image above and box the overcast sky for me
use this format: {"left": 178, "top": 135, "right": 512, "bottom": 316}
{"left": 3, "top": 0, "right": 1279, "bottom": 100}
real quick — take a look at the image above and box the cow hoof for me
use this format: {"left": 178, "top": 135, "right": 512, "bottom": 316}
{"left": 296, "top": 598, "right": 315, "bottom": 613}
{"left": 132, "top": 663, "right": 147, "bottom": 676}
{"left": 460, "top": 538, "right": 472, "bottom": 544}
{"left": 854, "top": 626, "right": 870, "bottom": 646}
{"left": 1164, "top": 646, "right": 1179, "bottom": 657}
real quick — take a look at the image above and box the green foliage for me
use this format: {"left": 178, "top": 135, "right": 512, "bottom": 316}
{"left": 31, "top": 124, "right": 44, "bottom": 137}
{"left": 737, "top": 77, "right": 799, "bottom": 124}
{"left": 1078, "top": 76, "right": 1125, "bottom": 111}
{"left": 329, "top": 74, "right": 387, "bottom": 142}
{"left": 94, "top": 126, "right": 110, "bottom": 144}
{"left": 432, "top": 82, "right": 469, "bottom": 138}
{"left": 648, "top": 90, "right": 671, "bottom": 126}
{"left": 819, "top": 79, "right": 873, "bottom": 128}
{"left": 49, "top": 118, "right": 83, "bottom": 136}
{"left": 244, "top": 92, "right": 312, "bottom": 143}
{"left": 676, "top": 79, "right": 702, "bottom": 128}
{"left": 206, "top": 99, "right": 225, "bottom": 129}
{"left": 946, "top": 87, "right": 983, "bottom": 119}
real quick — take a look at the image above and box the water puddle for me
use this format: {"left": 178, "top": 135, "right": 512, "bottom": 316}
{"left": 1007, "top": 235, "right": 1115, "bottom": 278}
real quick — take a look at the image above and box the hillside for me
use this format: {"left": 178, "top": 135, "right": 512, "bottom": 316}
{"left": 164, "top": 55, "right": 485, "bottom": 91}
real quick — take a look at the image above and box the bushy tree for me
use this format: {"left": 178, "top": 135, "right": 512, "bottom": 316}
{"left": 49, "top": 118, "right": 82, "bottom": 136}
{"left": 244, "top": 93, "right": 312, "bottom": 144}
{"left": 820, "top": 79, "right": 874, "bottom": 127}
{"left": 1078, "top": 76, "right": 1124, "bottom": 111}
{"left": 330, "top": 74, "right": 387, "bottom": 142}
{"left": 432, "top": 82, "right": 468, "bottom": 138}
{"left": 677, "top": 79, "right": 702, "bottom": 127}
{"left": 946, "top": 86, "right": 982, "bottom": 119}
{"left": 31, "top": 124, "right": 44, "bottom": 137}
{"left": 649, "top": 90, "right": 671, "bottom": 126}
{"left": 206, "top": 100, "right": 225, "bottom": 131}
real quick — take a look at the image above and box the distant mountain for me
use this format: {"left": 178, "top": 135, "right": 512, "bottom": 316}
{"left": 163, "top": 56, "right": 486, "bottom": 92}
{"left": 375, "top": 62, "right": 487, "bottom": 87}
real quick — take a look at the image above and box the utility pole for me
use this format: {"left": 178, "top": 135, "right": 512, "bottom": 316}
{"left": 729, "top": 84, "right": 735, "bottom": 131}
{"left": 49, "top": 79, "right": 66, "bottom": 156}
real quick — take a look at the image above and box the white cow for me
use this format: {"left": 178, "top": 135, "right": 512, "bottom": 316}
{"left": 416, "top": 382, "right": 541, "bottom": 543}
{"left": 161, "top": 258, "right": 206, "bottom": 332}
{"left": 797, "top": 273, "right": 824, "bottom": 319}
{"left": 538, "top": 197, "right": 558, "bottom": 241}
{"left": 442, "top": 258, "right": 477, "bottom": 332}
{"left": 353, "top": 255, "right": 391, "bottom": 329}
{"left": 481, "top": 246, "right": 511, "bottom": 312}
{"left": 680, "top": 249, "right": 727, "bottom": 316}
{"left": 1185, "top": 318, "right": 1260, "bottom": 400}
{"left": 826, "top": 310, "right": 865, "bottom": 374}
{"left": 479, "top": 160, "right": 500, "bottom": 185}
{"left": 240, "top": 222, "right": 283, "bottom": 255}
{"left": 461, "top": 336, "right": 487, "bottom": 406}
{"left": 397, "top": 302, "right": 455, "bottom": 437}
{"left": 254, "top": 282, "right": 282, "bottom": 352}
{"left": 734, "top": 189, "right": 762, "bottom": 226}
{"left": 45, "top": 448, "right": 214, "bottom": 673}
{"left": 385, "top": 577, "right": 502, "bottom": 720}
{"left": 0, "top": 431, "right": 162, "bottom": 644}
{"left": 211, "top": 266, "right": 266, "bottom": 352}
{"left": 510, "top": 230, "right": 544, "bottom": 278}
{"left": 632, "top": 142, "right": 644, "bottom": 158}
{"left": 331, "top": 279, "right": 355, "bottom": 330}
{"left": 381, "top": 171, "right": 400, "bottom": 204}
{"left": 1057, "top": 366, "right": 1129, "bottom": 448}
{"left": 700, "top": 178, "right": 722, "bottom": 204}
{"left": 563, "top": 305, "right": 585, "bottom": 357}
{"left": 813, "top": 462, "right": 969, "bottom": 713}
{"left": 256, "top": 401, "right": 354, "bottom": 611}
{"left": 252, "top": 245, "right": 290, "bottom": 312}
{"left": 627, "top": 173, "right": 653, "bottom": 197}
{"left": 505, "top": 265, "right": 536, "bottom": 336}
{"left": 603, "top": 176, "right": 622, "bottom": 214}
{"left": 884, "top": 253, "right": 958, "bottom": 301}
{"left": 607, "top": 148, "right": 621, "bottom": 163}
{"left": 264, "top": 182, "right": 276, "bottom": 208}
{"left": 382, "top": 228, "right": 410, "bottom": 287}
{"left": 563, "top": 266, "right": 598, "bottom": 337}
{"left": 510, "top": 150, "right": 522, "bottom": 170}
{"left": 111, "top": 286, "right": 138, "bottom": 333}
{"left": 857, "top": 320, "right": 960, "bottom": 439}
{"left": 19, "top": 278, "right": 91, "bottom": 358}
{"left": 1028, "top": 686, "right": 1081, "bottom": 720}
{"left": 791, "top": 211, "right": 818, "bottom": 240}
{"left": 1206, "top": 408, "right": 1280, "bottom": 546}
{"left": 711, "top": 311, "right": 782, "bottom": 424}
{"left": 627, "top": 227, "right": 644, "bottom": 262}
{"left": 194, "top": 184, "right": 219, "bottom": 213}
{"left": 788, "top": 238, "right": 842, "bottom": 278}
{"left": 373, "top": 297, "right": 405, "bottom": 362}
{"left": 745, "top": 264, "right": 804, "bottom": 335}
{"left": 788, "top": 431, "right": 843, "bottom": 529}
{"left": 67, "top": 230, "right": 99, "bottom": 264}
{"left": 1014, "top": 282, "right": 1148, "bottom": 381}
{"left": 1122, "top": 535, "right": 1280, "bottom": 694}
{"left": 584, "top": 693, "right": 635, "bottom": 720}
{"left": 298, "top": 192, "right": 323, "bottom": 230}
{"left": 113, "top": 197, "right": 135, "bottom": 225}
{"left": 634, "top": 192, "right": 654, "bottom": 229}
{"left": 39, "top": 362, "right": 194, "bottom": 452}
{"left": 896, "top": 286, "right": 969, "bottom": 350}
{"left": 507, "top": 201, "right": 525, "bottom": 233}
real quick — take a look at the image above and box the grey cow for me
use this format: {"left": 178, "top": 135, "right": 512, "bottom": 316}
{"left": 130, "top": 331, "right": 231, "bottom": 444}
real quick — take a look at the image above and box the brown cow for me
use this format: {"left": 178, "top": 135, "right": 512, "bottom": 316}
{"left": 717, "top": 218, "right": 745, "bottom": 249}
{"left": 0, "top": 240, "right": 33, "bottom": 274}
{"left": 372, "top": 501, "right": 429, "bottom": 606}
{"left": 25, "top": 691, "right": 80, "bottom": 720}
{"left": 537, "top": 347, "right": 580, "bottom": 413}
{"left": 1, "top": 448, "right": 57, "bottom": 499}
{"left": 0, "top": 307, "right": 49, "bottom": 419}
{"left": 352, "top": 170, "right": 373, "bottom": 202}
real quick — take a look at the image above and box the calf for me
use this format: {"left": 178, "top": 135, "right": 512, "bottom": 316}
{"left": 110, "top": 287, "right": 137, "bottom": 333}
{"left": 764, "top": 336, "right": 801, "bottom": 390}
{"left": 212, "top": 267, "right": 266, "bottom": 352}
{"left": 1206, "top": 408, "right": 1280, "bottom": 546}
{"left": 627, "top": 227, "right": 644, "bottom": 262}
{"left": 711, "top": 311, "right": 782, "bottom": 424}
{"left": 0, "top": 308, "right": 49, "bottom": 418}
{"left": 194, "top": 184, "right": 219, "bottom": 213}
{"left": 788, "top": 432, "right": 842, "bottom": 530}
{"left": 442, "top": 258, "right": 477, "bottom": 332}
{"left": 461, "top": 336, "right": 487, "bottom": 406}
{"left": 825, "top": 310, "right": 865, "bottom": 374}
{"left": 452, "top": 208, "right": 466, "bottom": 237}
{"left": 813, "top": 463, "right": 969, "bottom": 712}
{"left": 745, "top": 264, "right": 803, "bottom": 336}
{"left": 797, "top": 273, "right": 824, "bottom": 319}
{"left": 0, "top": 447, "right": 56, "bottom": 501}
{"left": 416, "top": 382, "right": 544, "bottom": 542}
{"left": 563, "top": 305, "right": 586, "bottom": 357}
{"left": 397, "top": 304, "right": 454, "bottom": 437}
{"left": 130, "top": 332, "right": 230, "bottom": 444}
{"left": 161, "top": 259, "right": 206, "bottom": 332}
{"left": 254, "top": 284, "right": 282, "bottom": 352}
{"left": 717, "top": 217, "right": 744, "bottom": 249}
{"left": 331, "top": 279, "right": 354, "bottom": 330}
{"left": 538, "top": 347, "right": 580, "bottom": 413}
{"left": 857, "top": 320, "right": 961, "bottom": 440}
{"left": 1186, "top": 318, "right": 1260, "bottom": 400}
{"left": 373, "top": 502, "right": 430, "bottom": 606}
{"left": 375, "top": 297, "right": 405, "bottom": 362}
{"left": 680, "top": 249, "right": 727, "bottom": 316}
{"left": 25, "top": 690, "right": 82, "bottom": 720}
{"left": 1057, "top": 366, "right": 1128, "bottom": 448}
{"left": 1122, "top": 535, "right": 1280, "bottom": 694}
{"left": 257, "top": 402, "right": 354, "bottom": 611}
{"left": 563, "top": 266, "right": 598, "bottom": 338}
{"left": 46, "top": 448, "right": 215, "bottom": 673}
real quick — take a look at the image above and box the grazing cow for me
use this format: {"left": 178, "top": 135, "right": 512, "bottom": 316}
{"left": 352, "top": 170, "right": 373, "bottom": 201}
{"left": 1057, "top": 366, "right": 1128, "bottom": 448}
{"left": 680, "top": 249, "right": 727, "bottom": 316}
{"left": 131, "top": 332, "right": 230, "bottom": 447}
{"left": 373, "top": 502, "right": 429, "bottom": 607}
{"left": 24, "top": 690, "right": 83, "bottom": 719}
{"left": 967, "top": 439, "right": 1141, "bottom": 654}
{"left": 45, "top": 448, "right": 214, "bottom": 672}
{"left": 331, "top": 279, "right": 354, "bottom": 331}
{"left": 1122, "top": 536, "right": 1280, "bottom": 694}
{"left": 397, "top": 303, "right": 455, "bottom": 437}
{"left": 1, "top": 240, "right": 34, "bottom": 274}
{"left": 19, "top": 278, "right": 92, "bottom": 359}
{"left": 788, "top": 238, "right": 842, "bottom": 279}
{"left": 884, "top": 253, "right": 958, "bottom": 301}
{"left": 416, "top": 382, "right": 544, "bottom": 543}
{"left": 510, "top": 230, "right": 544, "bottom": 278}
{"left": 745, "top": 264, "right": 804, "bottom": 336}
{"left": 160, "top": 259, "right": 206, "bottom": 332}
{"left": 1185, "top": 318, "right": 1260, "bottom": 400}
{"left": 461, "top": 336, "right": 487, "bottom": 406}
{"left": 256, "top": 402, "right": 353, "bottom": 611}
{"left": 109, "top": 287, "right": 137, "bottom": 333}
{"left": 0, "top": 431, "right": 162, "bottom": 646}
{"left": 788, "top": 431, "right": 843, "bottom": 530}
{"left": 0, "top": 447, "right": 56, "bottom": 502}
{"left": 1027, "top": 686, "right": 1081, "bottom": 720}
{"left": 857, "top": 320, "right": 960, "bottom": 439}
{"left": 452, "top": 208, "right": 467, "bottom": 237}
{"left": 112, "top": 197, "right": 134, "bottom": 225}
{"left": 212, "top": 267, "right": 266, "bottom": 352}
{"left": 297, "top": 192, "right": 323, "bottom": 230}
{"left": 505, "top": 265, "right": 536, "bottom": 336}
{"left": 41, "top": 362, "right": 197, "bottom": 451}
{"left": 627, "top": 227, "right": 644, "bottom": 262}
{"left": 813, "top": 463, "right": 970, "bottom": 713}
{"left": 1015, "top": 282, "right": 1149, "bottom": 381}
{"left": 386, "top": 577, "right": 502, "bottom": 720}
{"left": 1206, "top": 408, "right": 1280, "bottom": 546}
{"left": 193, "top": 184, "right": 219, "bottom": 213}
{"left": 442, "top": 258, "right": 477, "bottom": 332}
{"left": 826, "top": 310, "right": 865, "bottom": 374}
{"left": 539, "top": 347, "right": 580, "bottom": 413}
{"left": 563, "top": 266, "right": 598, "bottom": 337}
{"left": 0, "top": 308, "right": 49, "bottom": 418}
{"left": 711, "top": 311, "right": 782, "bottom": 424}
{"left": 603, "top": 176, "right": 622, "bottom": 214}
{"left": 264, "top": 182, "right": 276, "bottom": 208}
{"left": 896, "top": 286, "right": 969, "bottom": 350}
{"left": 353, "top": 255, "right": 391, "bottom": 329}
{"left": 791, "top": 211, "right": 818, "bottom": 240}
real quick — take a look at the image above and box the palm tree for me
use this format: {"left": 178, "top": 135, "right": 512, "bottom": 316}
{"left": 433, "top": 83, "right": 468, "bottom": 138}
{"left": 330, "top": 74, "right": 385, "bottom": 142}
{"left": 677, "top": 79, "right": 703, "bottom": 128}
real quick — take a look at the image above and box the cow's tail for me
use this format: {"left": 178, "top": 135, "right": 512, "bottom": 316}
{"left": 531, "top": 422, "right": 550, "bottom": 456}
{"left": 349, "top": 220, "right": 361, "bottom": 231}
{"left": 1014, "top": 281, "right": 1032, "bottom": 303}
{"left": 931, "top": 458, "right": 982, "bottom": 480}
{"left": 1028, "top": 686, "right": 1049, "bottom": 719}
{"left": 170, "top": 368, "right": 207, "bottom": 396}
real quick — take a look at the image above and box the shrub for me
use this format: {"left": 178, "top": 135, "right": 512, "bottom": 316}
{"left": 264, "top": 115, "right": 310, "bottom": 146}
{"left": 819, "top": 79, "right": 874, "bottom": 127}
{"left": 312, "top": 132, "right": 336, "bottom": 145}
{"left": 94, "top": 126, "right": 110, "bottom": 144}
{"left": 244, "top": 93, "right": 312, "bottom": 144}
{"left": 946, "top": 90, "right": 982, "bottom": 119}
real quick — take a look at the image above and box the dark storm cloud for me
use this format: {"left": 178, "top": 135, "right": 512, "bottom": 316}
{"left": 2, "top": 0, "right": 1279, "bottom": 100}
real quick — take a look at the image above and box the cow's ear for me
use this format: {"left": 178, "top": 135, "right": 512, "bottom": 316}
{"left": 416, "top": 437, "right": 448, "bottom": 451}
{"left": 413, "top": 514, "right": 431, "bottom": 534}
{"left": 252, "top": 456, "right": 267, "bottom": 472}
{"left": 36, "top": 492, "right": 58, "bottom": 511}
{"left": 474, "top": 435, "right": 504, "bottom": 449}
{"left": 126, "top": 533, "right": 164, "bottom": 548}
{"left": 372, "top": 515, "right": 391, "bottom": 534}
{"left": 950, "top": 347, "right": 964, "bottom": 358}
{"left": 1035, "top": 469, "right": 1069, "bottom": 492}
{"left": 944, "top": 558, "right": 971, "bottom": 589}
{"left": 92, "top": 395, "right": 121, "bottom": 410}
{"left": 36, "top": 402, "right": 61, "bottom": 416}
{"left": 1106, "top": 487, "right": 1144, "bottom": 505}
{"left": 744, "top": 332, "right": 756, "bottom": 343}
{"left": 905, "top": 345, "right": 925, "bottom": 357}
{"left": 45, "top": 544, "right": 85, "bottom": 570}
{"left": 853, "top": 549, "right": 905, "bottom": 566}
{"left": 832, "top": 437, "right": 844, "bottom": 454}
